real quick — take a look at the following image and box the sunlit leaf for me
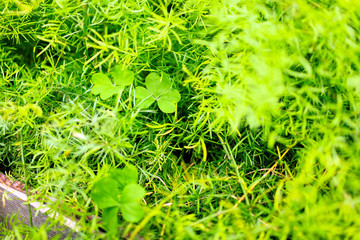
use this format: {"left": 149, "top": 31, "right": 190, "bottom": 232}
{"left": 91, "top": 67, "right": 134, "bottom": 100}
{"left": 91, "top": 177, "right": 120, "bottom": 209}
{"left": 135, "top": 72, "right": 181, "bottom": 113}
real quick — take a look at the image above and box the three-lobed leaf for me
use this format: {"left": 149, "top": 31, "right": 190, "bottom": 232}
{"left": 91, "top": 66, "right": 134, "bottom": 100}
{"left": 91, "top": 73, "right": 118, "bottom": 100}
{"left": 91, "top": 165, "right": 145, "bottom": 236}
{"left": 135, "top": 72, "right": 181, "bottom": 113}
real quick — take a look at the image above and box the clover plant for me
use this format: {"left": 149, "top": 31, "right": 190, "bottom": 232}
{"left": 2, "top": 0, "right": 360, "bottom": 239}
{"left": 91, "top": 66, "right": 134, "bottom": 100}
{"left": 91, "top": 165, "right": 145, "bottom": 237}
{"left": 135, "top": 72, "right": 181, "bottom": 113}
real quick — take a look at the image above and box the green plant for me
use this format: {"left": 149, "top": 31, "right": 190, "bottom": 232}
{"left": 0, "top": 0, "right": 360, "bottom": 239}
{"left": 91, "top": 66, "right": 134, "bottom": 100}
{"left": 91, "top": 165, "right": 145, "bottom": 237}
{"left": 135, "top": 72, "right": 181, "bottom": 113}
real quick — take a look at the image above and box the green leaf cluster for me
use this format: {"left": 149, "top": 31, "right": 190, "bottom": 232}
{"left": 91, "top": 165, "right": 145, "bottom": 236}
{"left": 1, "top": 0, "right": 360, "bottom": 239}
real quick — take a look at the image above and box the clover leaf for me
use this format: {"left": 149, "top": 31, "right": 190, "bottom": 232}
{"left": 109, "top": 164, "right": 138, "bottom": 189}
{"left": 91, "top": 66, "right": 134, "bottom": 100}
{"left": 135, "top": 72, "right": 181, "bottom": 113}
{"left": 91, "top": 177, "right": 121, "bottom": 209}
{"left": 102, "top": 207, "right": 119, "bottom": 237}
{"left": 91, "top": 165, "right": 145, "bottom": 237}
{"left": 120, "top": 183, "right": 146, "bottom": 222}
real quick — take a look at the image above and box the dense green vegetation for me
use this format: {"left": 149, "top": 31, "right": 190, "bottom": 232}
{"left": 1, "top": 0, "right": 359, "bottom": 239}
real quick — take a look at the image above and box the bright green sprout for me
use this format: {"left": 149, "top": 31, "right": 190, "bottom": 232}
{"left": 135, "top": 72, "right": 181, "bottom": 113}
{"left": 91, "top": 66, "right": 134, "bottom": 100}
{"left": 91, "top": 165, "right": 145, "bottom": 237}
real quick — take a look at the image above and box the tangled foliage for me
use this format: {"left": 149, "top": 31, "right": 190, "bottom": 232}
{"left": 0, "top": 0, "right": 359, "bottom": 239}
